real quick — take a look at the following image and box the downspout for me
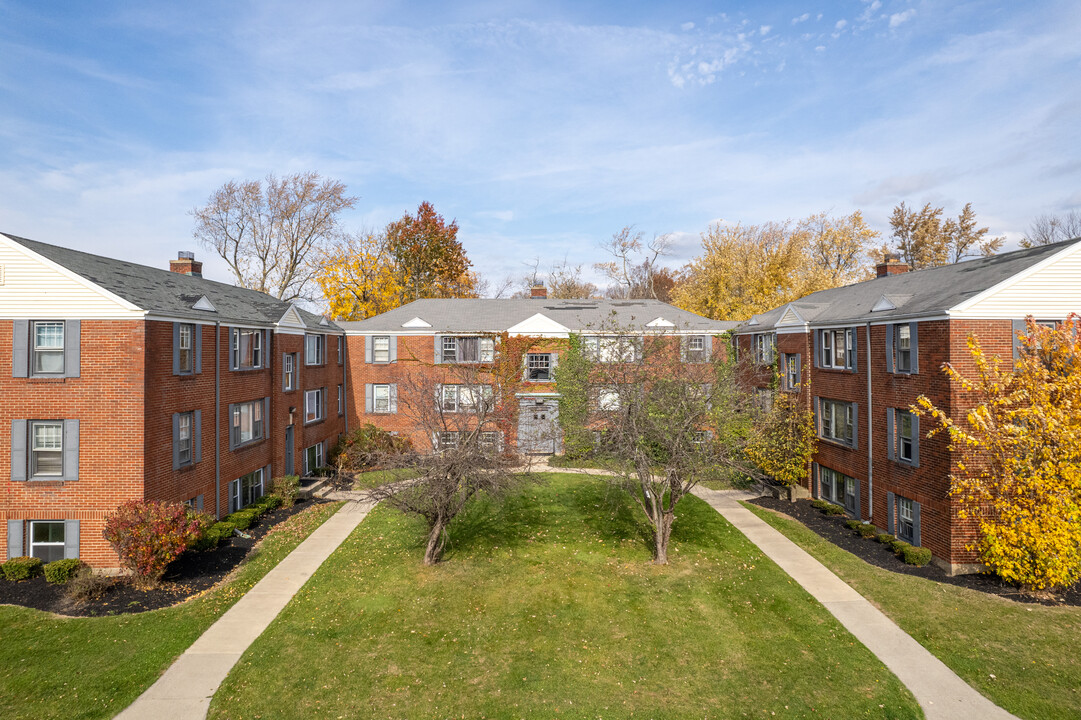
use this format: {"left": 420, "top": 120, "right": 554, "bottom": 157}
{"left": 865, "top": 321, "right": 873, "bottom": 522}
{"left": 341, "top": 332, "right": 349, "bottom": 434}
{"left": 215, "top": 321, "right": 222, "bottom": 520}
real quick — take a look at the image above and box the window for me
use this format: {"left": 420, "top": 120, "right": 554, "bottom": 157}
{"left": 526, "top": 353, "right": 552, "bottom": 381}
{"left": 754, "top": 387, "right": 773, "bottom": 411}
{"left": 177, "top": 324, "right": 194, "bottom": 373}
{"left": 305, "top": 388, "right": 325, "bottom": 423}
{"left": 583, "top": 336, "right": 638, "bottom": 363}
{"left": 819, "top": 467, "right": 857, "bottom": 514}
{"left": 304, "top": 443, "right": 324, "bottom": 474}
{"left": 684, "top": 335, "right": 709, "bottom": 362}
{"left": 819, "top": 328, "right": 856, "bottom": 370}
{"left": 692, "top": 430, "right": 711, "bottom": 446}
{"left": 783, "top": 353, "right": 801, "bottom": 391}
{"left": 479, "top": 431, "right": 502, "bottom": 452}
{"left": 441, "top": 384, "right": 493, "bottom": 413}
{"left": 230, "top": 400, "right": 265, "bottom": 448}
{"left": 229, "top": 468, "right": 264, "bottom": 512}
{"left": 373, "top": 336, "right": 390, "bottom": 363}
{"left": 441, "top": 336, "right": 495, "bottom": 363}
{"left": 305, "top": 334, "right": 325, "bottom": 365}
{"left": 895, "top": 325, "right": 912, "bottom": 372}
{"left": 283, "top": 353, "right": 296, "bottom": 391}
{"left": 889, "top": 408, "right": 919, "bottom": 465}
{"left": 32, "top": 321, "right": 65, "bottom": 375}
{"left": 888, "top": 322, "right": 918, "bottom": 374}
{"left": 178, "top": 412, "right": 192, "bottom": 466}
{"left": 753, "top": 333, "right": 775, "bottom": 364}
{"left": 598, "top": 386, "right": 621, "bottom": 411}
{"left": 338, "top": 384, "right": 344, "bottom": 416}
{"left": 373, "top": 384, "right": 391, "bottom": 413}
{"left": 30, "top": 422, "right": 63, "bottom": 477}
{"left": 819, "top": 399, "right": 855, "bottom": 446}
{"left": 437, "top": 431, "right": 459, "bottom": 450}
{"left": 29, "top": 521, "right": 66, "bottom": 563}
{"left": 231, "top": 328, "right": 263, "bottom": 370}
{"left": 897, "top": 497, "right": 915, "bottom": 543}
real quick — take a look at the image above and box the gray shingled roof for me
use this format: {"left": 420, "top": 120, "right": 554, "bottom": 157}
{"left": 4, "top": 233, "right": 341, "bottom": 330}
{"left": 338, "top": 298, "right": 737, "bottom": 334}
{"left": 737, "top": 238, "right": 1081, "bottom": 332}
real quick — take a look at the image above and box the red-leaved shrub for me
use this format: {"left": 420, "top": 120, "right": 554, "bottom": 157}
{"left": 102, "top": 500, "right": 210, "bottom": 588}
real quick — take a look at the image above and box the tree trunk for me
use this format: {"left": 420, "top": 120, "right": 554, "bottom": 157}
{"left": 653, "top": 510, "right": 674, "bottom": 564}
{"left": 424, "top": 516, "right": 447, "bottom": 565}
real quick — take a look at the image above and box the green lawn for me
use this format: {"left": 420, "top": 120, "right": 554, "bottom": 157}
{"left": 744, "top": 503, "right": 1081, "bottom": 720}
{"left": 210, "top": 473, "right": 920, "bottom": 719}
{"left": 0, "top": 501, "right": 343, "bottom": 720}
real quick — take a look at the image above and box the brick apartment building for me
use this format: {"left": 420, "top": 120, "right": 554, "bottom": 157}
{"left": 733, "top": 238, "right": 1081, "bottom": 574}
{"left": 1, "top": 234, "right": 346, "bottom": 569}
{"left": 339, "top": 289, "right": 736, "bottom": 453}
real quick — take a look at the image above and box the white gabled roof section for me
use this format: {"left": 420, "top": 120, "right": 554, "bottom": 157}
{"left": 776, "top": 304, "right": 806, "bottom": 327}
{"left": 507, "top": 312, "right": 571, "bottom": 338}
{"left": 646, "top": 316, "right": 675, "bottom": 327}
{"left": 192, "top": 295, "right": 217, "bottom": 312}
{"left": 950, "top": 240, "right": 1081, "bottom": 319}
{"left": 277, "top": 304, "right": 305, "bottom": 328}
{"left": 319, "top": 316, "right": 329, "bottom": 326}
{"left": 871, "top": 294, "right": 910, "bottom": 312}
{"left": 0, "top": 233, "right": 145, "bottom": 318}
{"left": 402, "top": 316, "right": 432, "bottom": 328}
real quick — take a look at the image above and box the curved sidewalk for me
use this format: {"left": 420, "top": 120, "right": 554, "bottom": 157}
{"left": 115, "top": 498, "right": 374, "bottom": 720}
{"left": 691, "top": 485, "right": 1017, "bottom": 720}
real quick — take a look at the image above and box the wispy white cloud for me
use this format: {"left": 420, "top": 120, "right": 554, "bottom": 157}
{"left": 681, "top": 21, "right": 695, "bottom": 31}
{"left": 792, "top": 13, "right": 810, "bottom": 25}
{"left": 889, "top": 9, "right": 917, "bottom": 28}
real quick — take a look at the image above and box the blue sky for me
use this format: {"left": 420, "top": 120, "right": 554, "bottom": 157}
{"left": 2, "top": 0, "right": 1079, "bottom": 292}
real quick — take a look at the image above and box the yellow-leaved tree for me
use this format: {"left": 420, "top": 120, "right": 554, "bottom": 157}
{"left": 317, "top": 231, "right": 403, "bottom": 321}
{"left": 745, "top": 365, "right": 817, "bottom": 487}
{"left": 916, "top": 316, "right": 1081, "bottom": 593}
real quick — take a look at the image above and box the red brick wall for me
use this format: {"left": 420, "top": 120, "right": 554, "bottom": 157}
{"left": 1, "top": 319, "right": 146, "bottom": 569}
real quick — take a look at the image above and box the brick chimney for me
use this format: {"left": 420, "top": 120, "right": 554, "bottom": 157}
{"left": 876, "top": 252, "right": 909, "bottom": 278}
{"left": 530, "top": 282, "right": 547, "bottom": 299}
{"left": 170, "top": 251, "right": 203, "bottom": 278}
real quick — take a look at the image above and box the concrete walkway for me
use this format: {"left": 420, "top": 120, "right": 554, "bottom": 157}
{"left": 691, "top": 485, "right": 1018, "bottom": 720}
{"left": 115, "top": 498, "right": 374, "bottom": 720}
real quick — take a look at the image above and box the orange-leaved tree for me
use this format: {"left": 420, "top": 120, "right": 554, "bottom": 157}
{"left": 916, "top": 316, "right": 1081, "bottom": 593}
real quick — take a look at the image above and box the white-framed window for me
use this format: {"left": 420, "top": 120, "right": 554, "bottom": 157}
{"left": 178, "top": 323, "right": 194, "bottom": 373}
{"left": 754, "top": 387, "right": 773, "bottom": 411}
{"left": 373, "top": 336, "right": 391, "bottom": 363}
{"left": 30, "top": 421, "right": 63, "bottom": 477}
{"left": 437, "top": 431, "right": 459, "bottom": 450}
{"left": 819, "top": 328, "right": 856, "bottom": 370}
{"left": 897, "top": 496, "right": 915, "bottom": 542}
{"left": 819, "top": 467, "right": 857, "bottom": 514}
{"left": 229, "top": 468, "right": 264, "bottom": 512}
{"left": 178, "top": 412, "right": 193, "bottom": 466}
{"left": 32, "top": 321, "right": 65, "bottom": 375}
{"left": 230, "top": 400, "right": 264, "bottom": 448}
{"left": 440, "top": 384, "right": 493, "bottom": 413}
{"left": 526, "top": 353, "right": 553, "bottom": 381}
{"left": 685, "top": 335, "right": 708, "bottom": 362}
{"left": 753, "top": 333, "right": 775, "bottom": 364}
{"left": 338, "top": 384, "right": 344, "bottom": 415}
{"left": 29, "top": 521, "right": 66, "bottom": 563}
{"left": 305, "top": 334, "right": 325, "bottom": 365}
{"left": 283, "top": 353, "right": 296, "bottom": 391}
{"left": 598, "top": 386, "right": 622, "bottom": 411}
{"left": 373, "top": 384, "right": 392, "bottom": 413}
{"left": 895, "top": 325, "right": 912, "bottom": 373}
{"left": 897, "top": 410, "right": 915, "bottom": 463}
{"left": 783, "top": 353, "right": 801, "bottom": 391}
{"left": 304, "top": 443, "right": 324, "bottom": 474}
{"left": 583, "top": 336, "right": 638, "bottom": 363}
{"left": 231, "top": 328, "right": 263, "bottom": 370}
{"left": 441, "top": 336, "right": 495, "bottom": 363}
{"left": 479, "top": 431, "right": 502, "bottom": 452}
{"left": 305, "top": 388, "right": 325, "bottom": 423}
{"left": 819, "top": 398, "right": 855, "bottom": 447}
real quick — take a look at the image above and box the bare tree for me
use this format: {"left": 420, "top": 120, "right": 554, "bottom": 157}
{"left": 191, "top": 172, "right": 357, "bottom": 302}
{"left": 887, "top": 202, "right": 1002, "bottom": 269}
{"left": 594, "top": 226, "right": 674, "bottom": 300}
{"left": 1021, "top": 210, "right": 1081, "bottom": 248}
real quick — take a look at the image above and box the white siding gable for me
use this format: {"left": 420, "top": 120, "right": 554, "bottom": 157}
{"left": 950, "top": 241, "right": 1081, "bottom": 319}
{"left": 0, "top": 235, "right": 144, "bottom": 319}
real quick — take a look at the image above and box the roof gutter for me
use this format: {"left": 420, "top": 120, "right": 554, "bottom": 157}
{"left": 865, "top": 321, "right": 873, "bottom": 522}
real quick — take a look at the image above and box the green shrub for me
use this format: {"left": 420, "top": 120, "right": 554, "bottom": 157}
{"left": 103, "top": 500, "right": 210, "bottom": 588}
{"left": 823, "top": 503, "right": 845, "bottom": 516}
{"left": 891, "top": 540, "right": 911, "bottom": 556}
{"left": 43, "top": 558, "right": 85, "bottom": 584}
{"left": 215, "top": 521, "right": 237, "bottom": 538}
{"left": 810, "top": 499, "right": 831, "bottom": 511}
{"left": 858, "top": 523, "right": 879, "bottom": 539}
{"left": 189, "top": 520, "right": 236, "bottom": 552}
{"left": 225, "top": 510, "right": 257, "bottom": 530}
{"left": 845, "top": 518, "right": 863, "bottom": 532}
{"left": 332, "top": 423, "right": 413, "bottom": 473}
{"left": 2, "top": 556, "right": 44, "bottom": 581}
{"left": 876, "top": 533, "right": 896, "bottom": 544}
{"left": 902, "top": 546, "right": 933, "bottom": 566}
{"left": 271, "top": 475, "right": 300, "bottom": 508}
{"left": 257, "top": 494, "right": 283, "bottom": 512}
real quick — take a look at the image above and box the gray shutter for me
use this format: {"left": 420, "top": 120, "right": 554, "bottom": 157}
{"left": 365, "top": 384, "right": 373, "bottom": 413}
{"left": 264, "top": 397, "right": 271, "bottom": 436}
{"left": 172, "top": 413, "right": 181, "bottom": 470}
{"left": 849, "top": 328, "right": 858, "bottom": 372}
{"left": 913, "top": 502, "right": 922, "bottom": 546}
{"left": 812, "top": 397, "right": 820, "bottom": 434}
{"left": 811, "top": 462, "right": 819, "bottom": 498}
{"left": 794, "top": 354, "right": 801, "bottom": 387}
{"left": 911, "top": 413, "right": 920, "bottom": 468}
{"left": 193, "top": 410, "right": 202, "bottom": 463}
{"left": 7, "top": 520, "right": 23, "bottom": 559}
{"left": 886, "top": 408, "right": 895, "bottom": 460}
{"left": 365, "top": 337, "right": 373, "bottom": 363}
{"left": 1012, "top": 319, "right": 1026, "bottom": 360}
{"left": 812, "top": 330, "right": 820, "bottom": 368}
{"left": 196, "top": 494, "right": 204, "bottom": 511}
{"left": 228, "top": 403, "right": 238, "bottom": 449}
{"left": 63, "top": 420, "right": 79, "bottom": 481}
{"left": 264, "top": 464, "right": 272, "bottom": 495}
{"left": 64, "top": 519, "right": 80, "bottom": 559}
{"left": 390, "top": 384, "right": 398, "bottom": 413}
{"left": 264, "top": 330, "right": 271, "bottom": 367}
{"left": 550, "top": 352, "right": 559, "bottom": 372}
{"left": 11, "top": 419, "right": 27, "bottom": 481}
{"left": 887, "top": 492, "right": 896, "bottom": 534}
{"left": 173, "top": 323, "right": 182, "bottom": 375}
{"left": 851, "top": 403, "right": 859, "bottom": 448}
{"left": 194, "top": 325, "right": 203, "bottom": 374}
{"left": 282, "top": 353, "right": 289, "bottom": 391}
{"left": 389, "top": 335, "right": 398, "bottom": 362}
{"left": 854, "top": 476, "right": 862, "bottom": 521}
{"left": 679, "top": 336, "right": 688, "bottom": 362}
{"left": 909, "top": 322, "right": 919, "bottom": 374}
{"left": 434, "top": 335, "right": 444, "bottom": 363}
{"left": 228, "top": 328, "right": 236, "bottom": 370}
{"left": 12, "top": 320, "right": 28, "bottom": 377}
{"left": 886, "top": 325, "right": 895, "bottom": 373}
{"left": 64, "top": 320, "right": 80, "bottom": 377}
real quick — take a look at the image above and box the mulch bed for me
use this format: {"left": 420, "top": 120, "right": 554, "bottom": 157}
{"left": 0, "top": 498, "right": 329, "bottom": 618}
{"left": 749, "top": 495, "right": 1081, "bottom": 608}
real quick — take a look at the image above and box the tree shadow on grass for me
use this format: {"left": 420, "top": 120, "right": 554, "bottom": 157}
{"left": 442, "top": 478, "right": 555, "bottom": 558}
{"left": 564, "top": 476, "right": 655, "bottom": 554}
